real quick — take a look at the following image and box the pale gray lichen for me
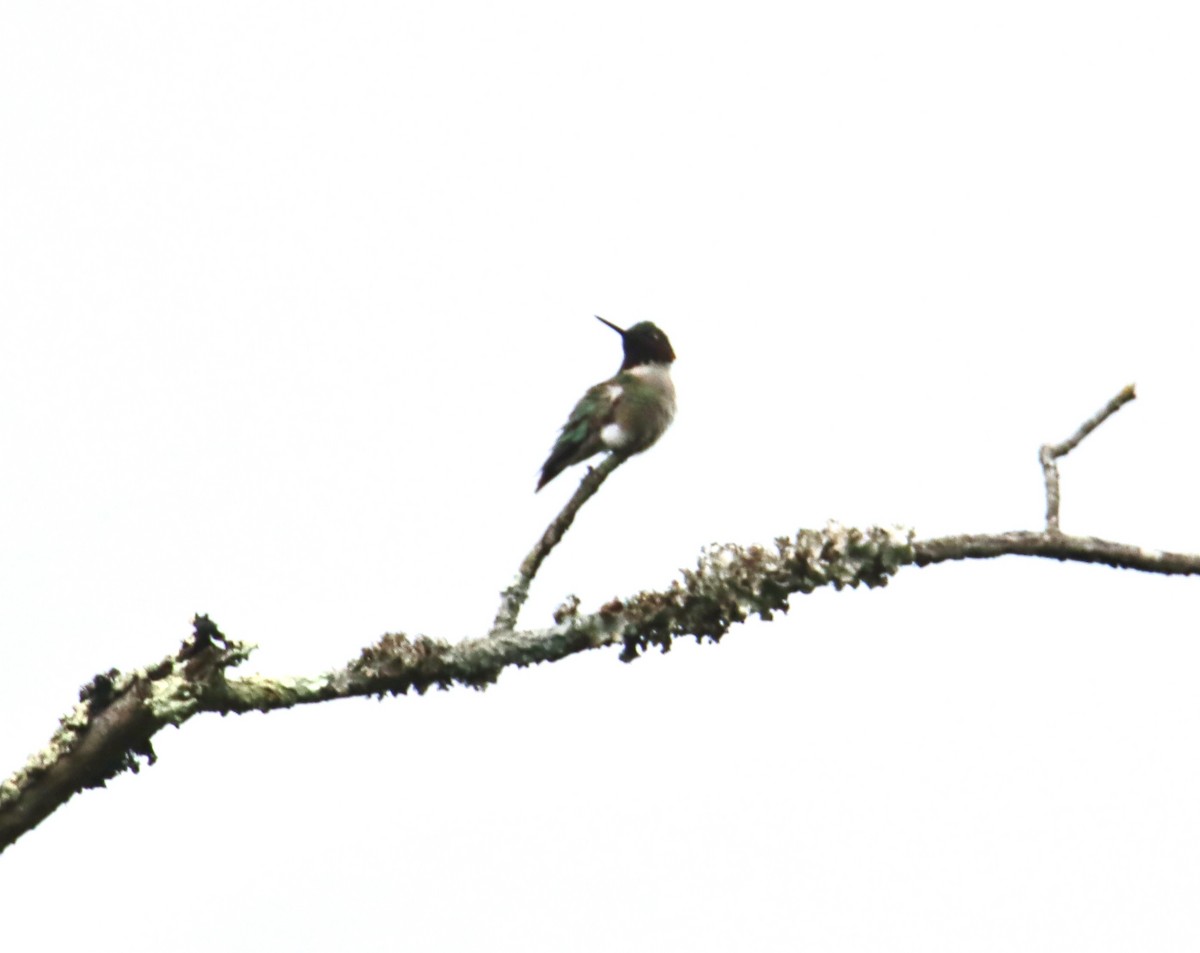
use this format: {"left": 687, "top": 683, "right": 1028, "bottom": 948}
{"left": 610, "top": 522, "right": 915, "bottom": 660}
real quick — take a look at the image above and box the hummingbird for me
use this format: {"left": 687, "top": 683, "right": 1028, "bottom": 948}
{"left": 536, "top": 315, "right": 677, "bottom": 491}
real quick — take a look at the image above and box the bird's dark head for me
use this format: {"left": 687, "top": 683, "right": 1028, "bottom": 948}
{"left": 595, "top": 316, "right": 676, "bottom": 369}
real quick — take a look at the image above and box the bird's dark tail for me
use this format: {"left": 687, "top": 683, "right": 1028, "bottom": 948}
{"left": 535, "top": 447, "right": 573, "bottom": 492}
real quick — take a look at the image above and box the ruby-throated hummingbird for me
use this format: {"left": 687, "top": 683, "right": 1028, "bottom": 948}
{"left": 536, "top": 315, "right": 677, "bottom": 491}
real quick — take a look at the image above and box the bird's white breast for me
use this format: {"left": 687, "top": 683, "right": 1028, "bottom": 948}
{"left": 599, "top": 362, "right": 675, "bottom": 450}
{"left": 628, "top": 362, "right": 676, "bottom": 418}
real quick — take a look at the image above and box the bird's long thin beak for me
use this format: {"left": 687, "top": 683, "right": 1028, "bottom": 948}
{"left": 595, "top": 315, "right": 626, "bottom": 335}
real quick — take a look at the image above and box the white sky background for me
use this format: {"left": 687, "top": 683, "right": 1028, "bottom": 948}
{"left": 1, "top": 1, "right": 1199, "bottom": 949}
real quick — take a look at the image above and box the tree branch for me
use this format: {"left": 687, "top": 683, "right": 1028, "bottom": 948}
{"left": 4, "top": 385, "right": 1198, "bottom": 855}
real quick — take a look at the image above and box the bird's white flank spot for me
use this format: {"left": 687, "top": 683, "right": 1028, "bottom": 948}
{"left": 601, "top": 423, "right": 629, "bottom": 448}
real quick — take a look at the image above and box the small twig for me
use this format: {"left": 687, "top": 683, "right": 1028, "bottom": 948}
{"left": 490, "top": 454, "right": 626, "bottom": 634}
{"left": 1040, "top": 384, "right": 1136, "bottom": 532}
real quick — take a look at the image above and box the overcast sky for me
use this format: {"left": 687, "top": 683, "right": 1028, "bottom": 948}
{"left": 2, "top": 2, "right": 1199, "bottom": 950}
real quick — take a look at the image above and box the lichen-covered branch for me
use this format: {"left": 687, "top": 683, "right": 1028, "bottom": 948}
{"left": 0, "top": 617, "right": 253, "bottom": 855}
{"left": 0, "top": 524, "right": 913, "bottom": 854}
{"left": 4, "top": 385, "right": 1199, "bottom": 856}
